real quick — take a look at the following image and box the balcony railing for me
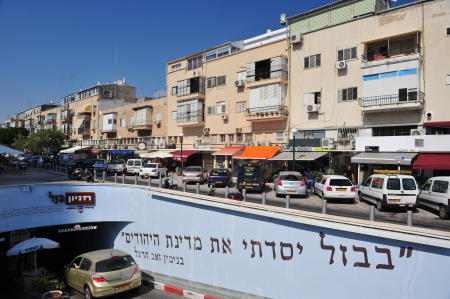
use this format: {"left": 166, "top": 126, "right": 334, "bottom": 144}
{"left": 361, "top": 48, "right": 420, "bottom": 63}
{"left": 359, "top": 91, "right": 424, "bottom": 107}
{"left": 131, "top": 119, "right": 152, "bottom": 127}
{"left": 246, "top": 105, "right": 288, "bottom": 122}
{"left": 176, "top": 111, "right": 204, "bottom": 123}
{"left": 247, "top": 105, "right": 288, "bottom": 114}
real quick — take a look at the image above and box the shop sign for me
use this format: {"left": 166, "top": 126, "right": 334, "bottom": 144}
{"left": 291, "top": 146, "right": 330, "bottom": 152}
{"left": 65, "top": 192, "right": 96, "bottom": 214}
{"left": 58, "top": 224, "right": 98, "bottom": 233}
{"left": 138, "top": 142, "right": 147, "bottom": 150}
{"left": 365, "top": 146, "right": 379, "bottom": 152}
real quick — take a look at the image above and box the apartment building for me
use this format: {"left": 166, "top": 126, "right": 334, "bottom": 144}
{"left": 286, "top": 0, "right": 450, "bottom": 180}
{"left": 11, "top": 104, "right": 59, "bottom": 134}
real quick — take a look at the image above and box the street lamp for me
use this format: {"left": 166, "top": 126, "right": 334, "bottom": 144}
{"left": 291, "top": 128, "right": 298, "bottom": 171}
{"left": 179, "top": 133, "right": 184, "bottom": 173}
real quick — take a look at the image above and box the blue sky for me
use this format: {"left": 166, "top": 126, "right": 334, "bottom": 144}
{"left": 0, "top": 0, "right": 414, "bottom": 121}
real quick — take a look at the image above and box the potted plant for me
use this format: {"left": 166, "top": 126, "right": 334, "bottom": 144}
{"left": 36, "top": 271, "right": 65, "bottom": 299}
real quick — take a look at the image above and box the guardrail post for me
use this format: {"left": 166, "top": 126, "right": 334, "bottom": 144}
{"left": 148, "top": 176, "right": 151, "bottom": 187}
{"left": 225, "top": 186, "right": 229, "bottom": 198}
{"left": 134, "top": 175, "right": 137, "bottom": 185}
{"left": 262, "top": 192, "right": 266, "bottom": 205}
{"left": 196, "top": 183, "right": 200, "bottom": 194}
{"left": 407, "top": 210, "right": 413, "bottom": 226}
{"left": 242, "top": 189, "right": 246, "bottom": 201}
{"left": 93, "top": 170, "right": 97, "bottom": 181}
{"left": 114, "top": 173, "right": 117, "bottom": 183}
{"left": 183, "top": 181, "right": 186, "bottom": 192}
{"left": 102, "top": 171, "right": 106, "bottom": 183}
{"left": 122, "top": 173, "right": 125, "bottom": 184}
{"left": 170, "top": 172, "right": 174, "bottom": 185}
{"left": 286, "top": 195, "right": 290, "bottom": 208}
{"left": 159, "top": 173, "right": 163, "bottom": 188}
{"left": 322, "top": 199, "right": 327, "bottom": 214}
{"left": 369, "top": 206, "right": 375, "bottom": 221}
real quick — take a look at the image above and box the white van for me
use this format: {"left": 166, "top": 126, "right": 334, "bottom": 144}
{"left": 417, "top": 176, "right": 450, "bottom": 219}
{"left": 125, "top": 159, "right": 144, "bottom": 175}
{"left": 359, "top": 174, "right": 418, "bottom": 211}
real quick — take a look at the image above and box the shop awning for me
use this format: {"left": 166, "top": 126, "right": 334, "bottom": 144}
{"left": 351, "top": 152, "right": 417, "bottom": 165}
{"left": 171, "top": 150, "right": 198, "bottom": 162}
{"left": 269, "top": 151, "right": 328, "bottom": 161}
{"left": 424, "top": 121, "right": 450, "bottom": 128}
{"left": 110, "top": 149, "right": 134, "bottom": 155}
{"left": 60, "top": 146, "right": 91, "bottom": 154}
{"left": 233, "top": 146, "right": 280, "bottom": 160}
{"left": 140, "top": 151, "right": 174, "bottom": 159}
{"left": 412, "top": 154, "right": 450, "bottom": 170}
{"left": 212, "top": 146, "right": 246, "bottom": 156}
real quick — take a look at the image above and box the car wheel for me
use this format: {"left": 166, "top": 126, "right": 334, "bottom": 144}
{"left": 84, "top": 285, "right": 92, "bottom": 299}
{"left": 439, "top": 205, "right": 448, "bottom": 219}
{"left": 376, "top": 199, "right": 384, "bottom": 212}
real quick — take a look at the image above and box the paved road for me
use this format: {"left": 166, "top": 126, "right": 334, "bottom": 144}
{"left": 67, "top": 283, "right": 181, "bottom": 299}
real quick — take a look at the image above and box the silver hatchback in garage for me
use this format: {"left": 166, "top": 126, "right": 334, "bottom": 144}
{"left": 274, "top": 171, "right": 307, "bottom": 197}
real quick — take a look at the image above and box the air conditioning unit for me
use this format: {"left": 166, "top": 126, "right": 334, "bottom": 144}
{"left": 221, "top": 114, "right": 228, "bottom": 120}
{"left": 290, "top": 33, "right": 303, "bottom": 44}
{"left": 235, "top": 128, "right": 242, "bottom": 133}
{"left": 203, "top": 127, "right": 210, "bottom": 134}
{"left": 411, "top": 128, "right": 426, "bottom": 136}
{"left": 235, "top": 80, "right": 244, "bottom": 87}
{"left": 321, "top": 138, "right": 334, "bottom": 148}
{"left": 336, "top": 61, "right": 347, "bottom": 70}
{"left": 155, "top": 120, "right": 161, "bottom": 125}
{"left": 306, "top": 104, "right": 318, "bottom": 113}
{"left": 127, "top": 124, "right": 132, "bottom": 130}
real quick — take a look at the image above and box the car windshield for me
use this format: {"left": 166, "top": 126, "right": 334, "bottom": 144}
{"left": 127, "top": 160, "right": 134, "bottom": 166}
{"left": 211, "top": 170, "right": 229, "bottom": 176}
{"left": 144, "top": 163, "right": 158, "bottom": 168}
{"left": 402, "top": 178, "right": 416, "bottom": 190}
{"left": 110, "top": 159, "right": 124, "bottom": 164}
{"left": 95, "top": 255, "right": 136, "bottom": 272}
{"left": 329, "top": 179, "right": 352, "bottom": 186}
{"left": 185, "top": 166, "right": 201, "bottom": 172}
{"left": 95, "top": 160, "right": 105, "bottom": 164}
{"left": 281, "top": 175, "right": 301, "bottom": 181}
{"left": 387, "top": 178, "right": 401, "bottom": 190}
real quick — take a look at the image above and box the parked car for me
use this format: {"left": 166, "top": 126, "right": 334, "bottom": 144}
{"left": 237, "top": 162, "right": 265, "bottom": 193}
{"left": 314, "top": 175, "right": 356, "bottom": 203}
{"left": 274, "top": 171, "right": 306, "bottom": 197}
{"left": 65, "top": 249, "right": 141, "bottom": 298}
{"left": 125, "top": 159, "right": 144, "bottom": 175}
{"left": 181, "top": 166, "right": 205, "bottom": 183}
{"left": 208, "top": 168, "right": 232, "bottom": 187}
{"left": 92, "top": 159, "right": 107, "bottom": 172}
{"left": 139, "top": 162, "right": 167, "bottom": 178}
{"left": 106, "top": 159, "right": 126, "bottom": 175}
{"left": 417, "top": 176, "right": 450, "bottom": 219}
{"left": 358, "top": 174, "right": 418, "bottom": 211}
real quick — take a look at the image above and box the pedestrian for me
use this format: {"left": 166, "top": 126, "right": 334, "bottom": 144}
{"left": 345, "top": 164, "right": 355, "bottom": 184}
{"left": 306, "top": 169, "right": 314, "bottom": 193}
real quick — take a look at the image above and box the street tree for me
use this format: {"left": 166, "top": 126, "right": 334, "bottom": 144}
{"left": 13, "top": 129, "right": 65, "bottom": 154}
{"left": 0, "top": 127, "right": 28, "bottom": 147}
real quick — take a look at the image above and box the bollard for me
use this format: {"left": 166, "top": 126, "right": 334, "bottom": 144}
{"left": 134, "top": 175, "right": 137, "bottom": 185}
{"left": 407, "top": 210, "right": 413, "bottom": 226}
{"left": 122, "top": 173, "right": 125, "bottom": 184}
{"left": 183, "top": 181, "right": 186, "bottom": 192}
{"left": 242, "top": 189, "right": 246, "bottom": 201}
{"left": 322, "top": 199, "right": 327, "bottom": 214}
{"left": 262, "top": 192, "right": 266, "bottom": 205}
{"left": 159, "top": 175, "right": 163, "bottom": 188}
{"left": 148, "top": 176, "right": 151, "bottom": 187}
{"left": 369, "top": 205, "right": 375, "bottom": 221}
{"left": 170, "top": 172, "right": 174, "bottom": 185}
{"left": 286, "top": 194, "right": 291, "bottom": 208}
{"left": 114, "top": 173, "right": 117, "bottom": 183}
{"left": 196, "top": 183, "right": 200, "bottom": 194}
{"left": 94, "top": 170, "right": 97, "bottom": 181}
{"left": 225, "top": 186, "right": 229, "bottom": 198}
{"left": 102, "top": 171, "right": 106, "bottom": 183}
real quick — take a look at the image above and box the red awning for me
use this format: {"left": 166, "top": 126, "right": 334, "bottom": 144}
{"left": 171, "top": 150, "right": 198, "bottom": 162}
{"left": 233, "top": 146, "right": 280, "bottom": 160}
{"left": 212, "top": 146, "right": 245, "bottom": 156}
{"left": 424, "top": 121, "right": 450, "bottom": 128}
{"left": 412, "top": 154, "right": 450, "bottom": 170}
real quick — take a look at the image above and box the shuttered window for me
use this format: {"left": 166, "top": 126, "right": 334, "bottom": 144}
{"left": 304, "top": 54, "right": 321, "bottom": 69}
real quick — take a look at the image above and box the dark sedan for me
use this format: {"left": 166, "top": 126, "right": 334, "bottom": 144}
{"left": 208, "top": 168, "right": 232, "bottom": 187}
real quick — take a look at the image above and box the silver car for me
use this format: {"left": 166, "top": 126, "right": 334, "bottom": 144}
{"left": 274, "top": 171, "right": 307, "bottom": 197}
{"left": 106, "top": 159, "right": 126, "bottom": 174}
{"left": 181, "top": 166, "right": 205, "bottom": 183}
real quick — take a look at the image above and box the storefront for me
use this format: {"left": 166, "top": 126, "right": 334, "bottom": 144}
{"left": 211, "top": 146, "right": 245, "bottom": 170}
{"left": 412, "top": 153, "right": 450, "bottom": 177}
{"left": 269, "top": 151, "right": 329, "bottom": 172}
{"left": 233, "top": 146, "right": 280, "bottom": 177}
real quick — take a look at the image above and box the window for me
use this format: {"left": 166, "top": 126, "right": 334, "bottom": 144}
{"left": 171, "top": 86, "right": 177, "bottom": 95}
{"left": 216, "top": 101, "right": 226, "bottom": 114}
{"left": 187, "top": 56, "right": 202, "bottom": 70}
{"left": 217, "top": 75, "right": 226, "bottom": 86}
{"left": 364, "top": 177, "right": 372, "bottom": 187}
{"left": 371, "top": 177, "right": 384, "bottom": 189}
{"left": 422, "top": 180, "right": 432, "bottom": 191}
{"left": 303, "top": 92, "right": 321, "bottom": 105}
{"left": 207, "top": 77, "right": 216, "bottom": 88}
{"left": 171, "top": 111, "right": 177, "bottom": 120}
{"left": 446, "top": 27, "right": 450, "bottom": 36}
{"left": 120, "top": 119, "right": 126, "bottom": 128}
{"left": 93, "top": 106, "right": 97, "bottom": 116}
{"left": 446, "top": 75, "right": 450, "bottom": 85}
{"left": 337, "top": 47, "right": 357, "bottom": 61}
{"left": 276, "top": 132, "right": 284, "bottom": 142}
{"left": 304, "top": 54, "right": 321, "bottom": 69}
{"left": 295, "top": 130, "right": 325, "bottom": 139}
{"left": 210, "top": 135, "right": 218, "bottom": 143}
{"left": 236, "top": 133, "right": 243, "bottom": 143}
{"left": 372, "top": 126, "right": 417, "bottom": 136}
{"left": 402, "top": 178, "right": 416, "bottom": 190}
{"left": 171, "top": 63, "right": 181, "bottom": 71}
{"left": 387, "top": 178, "right": 401, "bottom": 190}
{"left": 80, "top": 258, "right": 92, "bottom": 271}
{"left": 236, "top": 101, "right": 247, "bottom": 112}
{"left": 177, "top": 77, "right": 205, "bottom": 96}
{"left": 177, "top": 99, "right": 204, "bottom": 123}
{"left": 338, "top": 87, "right": 357, "bottom": 101}
{"left": 432, "top": 180, "right": 449, "bottom": 193}
{"left": 228, "top": 134, "right": 234, "bottom": 142}
{"left": 207, "top": 106, "right": 216, "bottom": 115}
{"left": 220, "top": 135, "right": 226, "bottom": 142}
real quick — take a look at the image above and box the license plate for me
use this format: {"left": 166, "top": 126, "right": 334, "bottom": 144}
{"left": 390, "top": 199, "right": 400, "bottom": 202}
{"left": 215, "top": 181, "right": 222, "bottom": 184}
{"left": 288, "top": 191, "right": 296, "bottom": 194}
{"left": 115, "top": 283, "right": 131, "bottom": 291}
{"left": 188, "top": 179, "right": 196, "bottom": 181}
{"left": 336, "top": 188, "right": 347, "bottom": 191}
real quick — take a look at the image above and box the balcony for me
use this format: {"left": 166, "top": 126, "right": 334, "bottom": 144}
{"left": 101, "top": 125, "right": 117, "bottom": 133}
{"left": 77, "top": 128, "right": 90, "bottom": 135}
{"left": 176, "top": 111, "right": 204, "bottom": 127}
{"left": 359, "top": 91, "right": 424, "bottom": 113}
{"left": 131, "top": 118, "right": 152, "bottom": 130}
{"left": 246, "top": 105, "right": 288, "bottom": 122}
{"left": 246, "top": 71, "right": 288, "bottom": 89}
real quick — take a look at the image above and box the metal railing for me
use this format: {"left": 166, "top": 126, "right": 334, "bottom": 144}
{"left": 361, "top": 48, "right": 420, "bottom": 63}
{"left": 131, "top": 119, "right": 152, "bottom": 127}
{"left": 359, "top": 91, "right": 424, "bottom": 107}
{"left": 247, "top": 105, "right": 288, "bottom": 114}
{"left": 176, "top": 111, "right": 204, "bottom": 123}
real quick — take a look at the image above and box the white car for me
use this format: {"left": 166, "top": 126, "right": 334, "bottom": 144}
{"left": 358, "top": 174, "right": 418, "bottom": 211}
{"left": 314, "top": 175, "right": 356, "bottom": 203}
{"left": 139, "top": 162, "right": 167, "bottom": 178}
{"left": 417, "top": 176, "right": 450, "bottom": 219}
{"left": 125, "top": 159, "right": 144, "bottom": 175}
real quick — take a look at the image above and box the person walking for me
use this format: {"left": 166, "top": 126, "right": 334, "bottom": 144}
{"left": 306, "top": 169, "right": 315, "bottom": 193}
{"left": 345, "top": 164, "right": 355, "bottom": 184}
